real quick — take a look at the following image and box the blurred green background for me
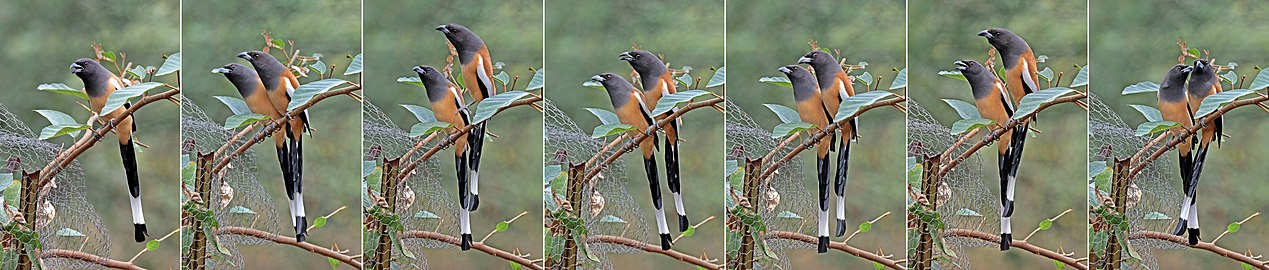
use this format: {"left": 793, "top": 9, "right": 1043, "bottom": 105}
{"left": 909, "top": 0, "right": 1088, "bottom": 268}
{"left": 0, "top": 0, "right": 179, "bottom": 268}
{"left": 1092, "top": 1, "right": 1269, "bottom": 267}
{"left": 365, "top": 0, "right": 544, "bottom": 268}
{"left": 727, "top": 0, "right": 905, "bottom": 267}
{"left": 545, "top": 0, "right": 725, "bottom": 267}
{"left": 183, "top": 0, "right": 361, "bottom": 269}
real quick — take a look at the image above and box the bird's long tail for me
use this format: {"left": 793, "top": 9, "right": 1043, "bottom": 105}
{"left": 1172, "top": 151, "right": 1193, "bottom": 236}
{"left": 289, "top": 130, "right": 308, "bottom": 242}
{"left": 276, "top": 138, "right": 295, "bottom": 231}
{"left": 642, "top": 157, "right": 671, "bottom": 251}
{"left": 665, "top": 129, "right": 688, "bottom": 232}
{"left": 457, "top": 153, "right": 472, "bottom": 251}
{"left": 468, "top": 122, "right": 486, "bottom": 211}
{"left": 834, "top": 137, "right": 851, "bottom": 237}
{"left": 120, "top": 139, "right": 146, "bottom": 242}
{"left": 1185, "top": 144, "right": 1210, "bottom": 245}
{"left": 816, "top": 157, "right": 830, "bottom": 253}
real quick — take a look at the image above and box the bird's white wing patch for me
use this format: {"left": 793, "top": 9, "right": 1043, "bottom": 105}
{"left": 660, "top": 80, "right": 670, "bottom": 97}
{"left": 1020, "top": 61, "right": 1038, "bottom": 93}
{"left": 284, "top": 78, "right": 296, "bottom": 96}
{"left": 997, "top": 81, "right": 1015, "bottom": 113}
{"left": 475, "top": 55, "right": 494, "bottom": 97}
{"left": 632, "top": 90, "right": 654, "bottom": 125}
{"left": 837, "top": 79, "right": 848, "bottom": 100}
{"left": 109, "top": 78, "right": 124, "bottom": 91}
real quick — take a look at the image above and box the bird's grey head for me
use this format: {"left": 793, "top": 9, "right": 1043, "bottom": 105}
{"left": 413, "top": 65, "right": 451, "bottom": 102}
{"left": 436, "top": 23, "right": 485, "bottom": 52}
{"left": 212, "top": 63, "right": 260, "bottom": 96}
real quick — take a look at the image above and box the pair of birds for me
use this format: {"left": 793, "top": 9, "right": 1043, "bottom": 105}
{"left": 952, "top": 28, "right": 1039, "bottom": 251}
{"left": 409, "top": 23, "right": 495, "bottom": 251}
{"left": 69, "top": 58, "right": 148, "bottom": 242}
{"left": 1158, "top": 58, "right": 1222, "bottom": 245}
{"left": 588, "top": 49, "right": 689, "bottom": 251}
{"left": 775, "top": 50, "right": 859, "bottom": 253}
{"left": 213, "top": 51, "right": 312, "bottom": 242}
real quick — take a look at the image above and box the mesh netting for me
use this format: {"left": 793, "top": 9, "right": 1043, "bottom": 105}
{"left": 722, "top": 99, "right": 817, "bottom": 270}
{"left": 906, "top": 100, "right": 992, "bottom": 269}
{"left": 543, "top": 99, "right": 650, "bottom": 270}
{"left": 181, "top": 96, "right": 283, "bottom": 269}
{"left": 1087, "top": 93, "right": 1183, "bottom": 269}
{"left": 0, "top": 102, "right": 111, "bottom": 269}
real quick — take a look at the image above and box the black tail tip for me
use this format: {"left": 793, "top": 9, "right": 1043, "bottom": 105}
{"left": 835, "top": 219, "right": 848, "bottom": 237}
{"left": 1188, "top": 228, "right": 1200, "bottom": 245}
{"left": 1172, "top": 219, "right": 1188, "bottom": 236}
{"left": 461, "top": 233, "right": 473, "bottom": 251}
{"left": 678, "top": 215, "right": 690, "bottom": 232}
{"left": 1000, "top": 233, "right": 1012, "bottom": 251}
{"left": 659, "top": 233, "right": 672, "bottom": 251}
{"left": 469, "top": 194, "right": 479, "bottom": 211}
{"left": 817, "top": 236, "right": 829, "bottom": 253}
{"left": 295, "top": 216, "right": 308, "bottom": 242}
{"left": 134, "top": 224, "right": 148, "bottom": 242}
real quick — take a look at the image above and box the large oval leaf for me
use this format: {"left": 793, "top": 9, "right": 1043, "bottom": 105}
{"left": 949, "top": 118, "right": 994, "bottom": 135}
{"left": 763, "top": 104, "right": 801, "bottom": 124}
{"left": 1070, "top": 65, "right": 1089, "bottom": 88}
{"left": 223, "top": 113, "right": 267, "bottom": 130}
{"left": 400, "top": 104, "right": 436, "bottom": 123}
{"left": 1193, "top": 89, "right": 1255, "bottom": 118}
{"left": 941, "top": 99, "right": 979, "bottom": 120}
{"left": 35, "top": 109, "right": 79, "bottom": 126}
{"left": 890, "top": 68, "right": 907, "bottom": 90}
{"left": 287, "top": 79, "right": 350, "bottom": 111}
{"left": 706, "top": 67, "right": 725, "bottom": 88}
{"left": 585, "top": 108, "right": 620, "bottom": 125}
{"left": 408, "top": 121, "right": 453, "bottom": 137}
{"left": 102, "top": 82, "right": 166, "bottom": 114}
{"left": 1134, "top": 121, "right": 1180, "bottom": 136}
{"left": 1127, "top": 104, "right": 1162, "bottom": 122}
{"left": 472, "top": 90, "right": 531, "bottom": 123}
{"left": 344, "top": 53, "right": 363, "bottom": 75}
{"left": 214, "top": 96, "right": 251, "bottom": 115}
{"left": 1013, "top": 87, "right": 1077, "bottom": 119}
{"left": 1121, "top": 81, "right": 1159, "bottom": 95}
{"left": 835, "top": 91, "right": 897, "bottom": 122}
{"left": 156, "top": 52, "right": 181, "bottom": 77}
{"left": 397, "top": 76, "right": 423, "bottom": 86}
{"left": 758, "top": 76, "right": 792, "bottom": 88}
{"left": 527, "top": 68, "right": 545, "bottom": 91}
{"left": 1247, "top": 68, "right": 1269, "bottom": 90}
{"left": 939, "top": 71, "right": 967, "bottom": 81}
{"left": 38, "top": 83, "right": 88, "bottom": 100}
{"left": 855, "top": 72, "right": 874, "bottom": 86}
{"left": 39, "top": 124, "right": 90, "bottom": 140}
{"left": 1037, "top": 67, "right": 1055, "bottom": 82}
{"left": 771, "top": 122, "right": 814, "bottom": 138}
{"left": 651, "top": 90, "right": 709, "bottom": 116}
{"left": 591, "top": 124, "right": 635, "bottom": 139}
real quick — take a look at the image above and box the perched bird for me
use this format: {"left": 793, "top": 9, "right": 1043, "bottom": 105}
{"left": 798, "top": 51, "right": 857, "bottom": 237}
{"left": 1181, "top": 59, "right": 1222, "bottom": 245}
{"left": 1157, "top": 64, "right": 1195, "bottom": 240}
{"left": 954, "top": 60, "right": 1018, "bottom": 250}
{"left": 437, "top": 23, "right": 493, "bottom": 211}
{"left": 979, "top": 28, "right": 1037, "bottom": 219}
{"left": 414, "top": 65, "right": 475, "bottom": 250}
{"left": 776, "top": 65, "right": 833, "bottom": 253}
{"left": 71, "top": 58, "right": 147, "bottom": 242}
{"left": 238, "top": 50, "right": 311, "bottom": 241}
{"left": 213, "top": 63, "right": 297, "bottom": 238}
{"left": 619, "top": 50, "right": 688, "bottom": 232}
{"left": 590, "top": 73, "right": 672, "bottom": 250}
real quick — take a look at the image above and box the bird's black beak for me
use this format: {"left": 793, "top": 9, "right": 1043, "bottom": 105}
{"left": 978, "top": 30, "right": 993, "bottom": 39}
{"left": 953, "top": 61, "right": 969, "bottom": 71}
{"left": 435, "top": 25, "right": 450, "bottom": 34}
{"left": 777, "top": 66, "right": 793, "bottom": 74}
{"left": 797, "top": 56, "right": 813, "bottom": 64}
{"left": 212, "top": 67, "right": 231, "bottom": 74}
{"left": 1181, "top": 66, "right": 1194, "bottom": 73}
{"left": 590, "top": 75, "right": 606, "bottom": 82}
{"left": 237, "top": 52, "right": 253, "bottom": 61}
{"left": 1195, "top": 60, "right": 1206, "bottom": 70}
{"left": 69, "top": 63, "right": 84, "bottom": 74}
{"left": 412, "top": 66, "right": 426, "bottom": 74}
{"left": 618, "top": 52, "right": 634, "bottom": 61}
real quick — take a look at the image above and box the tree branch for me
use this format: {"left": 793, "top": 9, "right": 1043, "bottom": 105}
{"left": 401, "top": 230, "right": 543, "bottom": 270}
{"left": 756, "top": 96, "right": 907, "bottom": 183}
{"left": 581, "top": 97, "right": 725, "bottom": 182}
{"left": 1129, "top": 231, "right": 1267, "bottom": 269}
{"left": 37, "top": 88, "right": 180, "bottom": 186}
{"left": 586, "top": 235, "right": 721, "bottom": 270}
{"left": 764, "top": 231, "right": 903, "bottom": 269}
{"left": 41, "top": 249, "right": 143, "bottom": 270}
{"left": 942, "top": 229, "right": 1087, "bottom": 270}
{"left": 218, "top": 226, "right": 362, "bottom": 269}
{"left": 1123, "top": 94, "right": 1269, "bottom": 181}
{"left": 934, "top": 92, "right": 1087, "bottom": 179}
{"left": 210, "top": 84, "right": 362, "bottom": 176}
{"left": 397, "top": 96, "right": 543, "bottom": 177}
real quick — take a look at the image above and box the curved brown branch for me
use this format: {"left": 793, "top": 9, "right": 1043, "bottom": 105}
{"left": 582, "top": 97, "right": 725, "bottom": 182}
{"left": 942, "top": 229, "right": 1087, "bottom": 270}
{"left": 1129, "top": 231, "right": 1268, "bottom": 269}
{"left": 587, "top": 235, "right": 721, "bottom": 270}
{"left": 401, "top": 230, "right": 543, "bottom": 270}
{"left": 398, "top": 96, "right": 543, "bottom": 176}
{"left": 218, "top": 226, "right": 362, "bottom": 268}
{"left": 41, "top": 249, "right": 143, "bottom": 270}
{"left": 1123, "top": 94, "right": 1269, "bottom": 181}
{"left": 37, "top": 88, "right": 181, "bottom": 185}
{"left": 756, "top": 96, "right": 907, "bottom": 182}
{"left": 934, "top": 92, "right": 1087, "bottom": 179}
{"left": 210, "top": 84, "right": 362, "bottom": 176}
{"left": 764, "top": 231, "right": 903, "bottom": 269}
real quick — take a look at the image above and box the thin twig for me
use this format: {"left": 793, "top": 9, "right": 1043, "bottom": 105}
{"left": 1022, "top": 208, "right": 1072, "bottom": 242}
{"left": 843, "top": 211, "right": 891, "bottom": 243}
{"left": 587, "top": 235, "right": 722, "bottom": 270}
{"left": 1130, "top": 231, "right": 1268, "bottom": 269}
{"left": 38, "top": 88, "right": 180, "bottom": 186}
{"left": 756, "top": 96, "right": 907, "bottom": 183}
{"left": 128, "top": 227, "right": 180, "bottom": 263}
{"left": 397, "top": 96, "right": 542, "bottom": 177}
{"left": 763, "top": 231, "right": 903, "bottom": 270}
{"left": 306, "top": 205, "right": 348, "bottom": 232}
{"left": 1210, "top": 212, "right": 1260, "bottom": 245}
{"left": 1123, "top": 94, "right": 1269, "bottom": 181}
{"left": 582, "top": 97, "right": 725, "bottom": 182}
{"left": 943, "top": 228, "right": 1087, "bottom": 270}
{"left": 210, "top": 84, "right": 362, "bottom": 176}
{"left": 401, "top": 230, "right": 543, "bottom": 270}
{"left": 218, "top": 226, "right": 362, "bottom": 268}
{"left": 41, "top": 249, "right": 143, "bottom": 270}
{"left": 672, "top": 215, "right": 716, "bottom": 243}
{"left": 934, "top": 92, "right": 1087, "bottom": 179}
{"left": 480, "top": 211, "right": 529, "bottom": 243}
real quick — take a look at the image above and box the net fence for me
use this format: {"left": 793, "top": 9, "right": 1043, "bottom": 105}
{"left": 905, "top": 100, "right": 992, "bottom": 269}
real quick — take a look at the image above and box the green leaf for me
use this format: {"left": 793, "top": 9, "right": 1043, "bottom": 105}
{"left": 651, "top": 90, "right": 710, "bottom": 116}
{"left": 414, "top": 210, "right": 440, "bottom": 219}
{"left": 343, "top": 53, "right": 362, "bottom": 75}
{"left": 1227, "top": 222, "right": 1241, "bottom": 233}
{"left": 35, "top": 110, "right": 78, "bottom": 126}
{"left": 835, "top": 91, "right": 897, "bottom": 122}
{"left": 102, "top": 51, "right": 116, "bottom": 62}
{"left": 1013, "top": 87, "right": 1077, "bottom": 119}
{"left": 1187, "top": 48, "right": 1201, "bottom": 58}
{"left": 771, "top": 122, "right": 814, "bottom": 138}
{"left": 939, "top": 70, "right": 967, "bottom": 81}
{"left": 1222, "top": 70, "right": 1238, "bottom": 85}
{"left": 313, "top": 217, "right": 328, "bottom": 228}
{"left": 156, "top": 52, "right": 181, "bottom": 76}
{"left": 1248, "top": 68, "right": 1269, "bottom": 90}
{"left": 408, "top": 121, "right": 453, "bottom": 137}
{"left": 1194, "top": 89, "right": 1255, "bottom": 118}
{"left": 1143, "top": 212, "right": 1170, "bottom": 220}
{"left": 1128, "top": 104, "right": 1162, "bottom": 122}
{"left": 1088, "top": 161, "right": 1108, "bottom": 180}
{"left": 1038, "top": 219, "right": 1053, "bottom": 230}
{"left": 55, "top": 228, "right": 85, "bottom": 237}
{"left": 272, "top": 39, "right": 285, "bottom": 49}
{"left": 942, "top": 99, "right": 979, "bottom": 120}
{"left": 679, "top": 226, "right": 696, "bottom": 237}
{"left": 308, "top": 60, "right": 326, "bottom": 75}
{"left": 102, "top": 82, "right": 165, "bottom": 114}
{"left": 288, "top": 79, "right": 349, "bottom": 111}
{"left": 591, "top": 124, "right": 635, "bottom": 138}
{"left": 598, "top": 215, "right": 626, "bottom": 223}
{"left": 493, "top": 71, "right": 511, "bottom": 85}
{"left": 1037, "top": 67, "right": 1054, "bottom": 82}
{"left": 400, "top": 104, "right": 437, "bottom": 123}
{"left": 1054, "top": 259, "right": 1066, "bottom": 270}
{"left": 223, "top": 113, "right": 267, "bottom": 130}
{"left": 1071, "top": 65, "right": 1090, "bottom": 88}
{"left": 758, "top": 76, "right": 792, "bottom": 88}
{"left": 763, "top": 104, "right": 801, "bottom": 124}
{"left": 38, "top": 124, "right": 90, "bottom": 140}
{"left": 214, "top": 96, "right": 251, "bottom": 115}
{"left": 857, "top": 222, "right": 872, "bottom": 233}
{"left": 890, "top": 68, "right": 908, "bottom": 90}
{"left": 706, "top": 67, "right": 726, "bottom": 88}
{"left": 37, "top": 83, "right": 89, "bottom": 100}
{"left": 128, "top": 65, "right": 150, "bottom": 79}
{"left": 1134, "top": 121, "right": 1180, "bottom": 137}
{"left": 582, "top": 80, "right": 603, "bottom": 89}
{"left": 1036, "top": 55, "right": 1049, "bottom": 63}
{"left": 527, "top": 68, "right": 545, "bottom": 91}
{"left": 1243, "top": 262, "right": 1254, "bottom": 270}
{"left": 146, "top": 240, "right": 160, "bottom": 250}
{"left": 496, "top": 221, "right": 510, "bottom": 232}
{"left": 585, "top": 108, "right": 620, "bottom": 125}
{"left": 1121, "top": 81, "right": 1159, "bottom": 95}
{"left": 675, "top": 73, "right": 693, "bottom": 88}
{"left": 949, "top": 118, "right": 994, "bottom": 135}
{"left": 329, "top": 257, "right": 340, "bottom": 270}
{"left": 775, "top": 211, "right": 803, "bottom": 219}
{"left": 511, "top": 261, "right": 523, "bottom": 270}
{"left": 397, "top": 76, "right": 423, "bottom": 86}
{"left": 229, "top": 206, "right": 256, "bottom": 215}
{"left": 472, "top": 91, "right": 532, "bottom": 123}
{"left": 955, "top": 208, "right": 982, "bottom": 217}
{"left": 855, "top": 72, "right": 873, "bottom": 86}
{"left": 874, "top": 262, "right": 885, "bottom": 270}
